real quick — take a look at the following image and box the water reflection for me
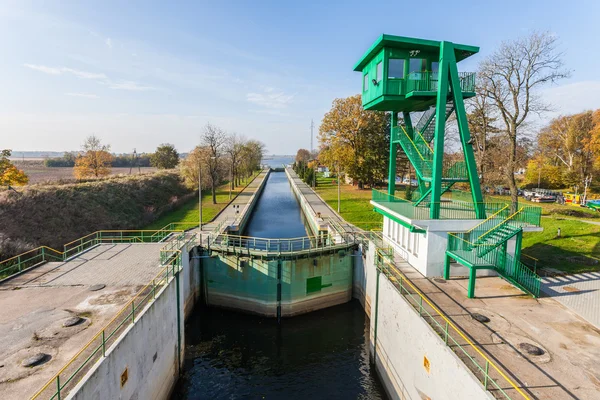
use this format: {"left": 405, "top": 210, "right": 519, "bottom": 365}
{"left": 173, "top": 301, "right": 387, "bottom": 400}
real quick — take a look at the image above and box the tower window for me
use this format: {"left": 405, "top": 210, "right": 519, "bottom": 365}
{"left": 388, "top": 59, "right": 405, "bottom": 79}
{"left": 409, "top": 58, "right": 427, "bottom": 73}
{"left": 376, "top": 62, "right": 383, "bottom": 82}
{"left": 363, "top": 73, "right": 369, "bottom": 91}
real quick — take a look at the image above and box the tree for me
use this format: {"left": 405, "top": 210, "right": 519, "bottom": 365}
{"left": 73, "top": 135, "right": 113, "bottom": 179}
{"left": 0, "top": 150, "right": 28, "bottom": 186}
{"left": 239, "top": 140, "right": 265, "bottom": 179}
{"left": 201, "top": 123, "right": 227, "bottom": 204}
{"left": 467, "top": 87, "right": 501, "bottom": 186}
{"left": 319, "top": 94, "right": 388, "bottom": 188}
{"left": 225, "top": 133, "right": 245, "bottom": 194}
{"left": 150, "top": 144, "right": 179, "bottom": 169}
{"left": 538, "top": 111, "right": 596, "bottom": 187}
{"left": 180, "top": 146, "right": 212, "bottom": 190}
{"left": 296, "top": 149, "right": 310, "bottom": 163}
{"left": 479, "top": 32, "right": 569, "bottom": 207}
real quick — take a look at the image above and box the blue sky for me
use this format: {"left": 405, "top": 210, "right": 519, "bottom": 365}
{"left": 1, "top": 0, "right": 599, "bottom": 155}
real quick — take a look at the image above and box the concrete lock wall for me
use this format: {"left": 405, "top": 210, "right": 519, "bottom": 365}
{"left": 203, "top": 250, "right": 353, "bottom": 317}
{"left": 363, "top": 243, "right": 493, "bottom": 400}
{"left": 284, "top": 168, "right": 325, "bottom": 237}
{"left": 67, "top": 267, "right": 186, "bottom": 400}
{"left": 182, "top": 246, "right": 201, "bottom": 319}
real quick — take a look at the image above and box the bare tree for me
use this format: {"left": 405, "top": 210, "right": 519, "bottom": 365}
{"left": 467, "top": 86, "right": 501, "bottom": 186}
{"left": 479, "top": 31, "right": 569, "bottom": 207}
{"left": 225, "top": 133, "right": 246, "bottom": 197}
{"left": 201, "top": 123, "right": 227, "bottom": 204}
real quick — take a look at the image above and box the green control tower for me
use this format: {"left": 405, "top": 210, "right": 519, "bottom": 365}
{"left": 354, "top": 34, "right": 483, "bottom": 219}
{"left": 355, "top": 35, "right": 543, "bottom": 299}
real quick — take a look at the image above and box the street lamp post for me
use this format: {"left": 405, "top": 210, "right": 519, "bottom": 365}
{"left": 199, "top": 161, "right": 203, "bottom": 231}
{"left": 337, "top": 163, "right": 341, "bottom": 213}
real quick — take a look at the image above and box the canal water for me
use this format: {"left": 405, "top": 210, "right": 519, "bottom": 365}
{"left": 173, "top": 168, "right": 387, "bottom": 399}
{"left": 173, "top": 301, "right": 386, "bottom": 400}
{"left": 243, "top": 171, "right": 309, "bottom": 239}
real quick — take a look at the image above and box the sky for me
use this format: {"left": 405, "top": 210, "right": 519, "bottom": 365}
{"left": 1, "top": 0, "right": 599, "bottom": 155}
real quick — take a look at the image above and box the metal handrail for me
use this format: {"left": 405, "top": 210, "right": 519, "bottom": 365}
{"left": 31, "top": 230, "right": 194, "bottom": 400}
{"left": 375, "top": 247, "right": 530, "bottom": 399}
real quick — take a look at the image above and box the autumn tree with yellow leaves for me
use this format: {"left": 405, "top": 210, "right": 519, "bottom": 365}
{"left": 318, "top": 94, "right": 389, "bottom": 189}
{"left": 73, "top": 135, "right": 113, "bottom": 179}
{"left": 0, "top": 149, "right": 29, "bottom": 186}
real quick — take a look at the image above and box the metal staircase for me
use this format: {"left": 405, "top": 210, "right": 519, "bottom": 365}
{"left": 393, "top": 121, "right": 468, "bottom": 183}
{"left": 415, "top": 100, "right": 455, "bottom": 143}
{"left": 446, "top": 205, "right": 543, "bottom": 297}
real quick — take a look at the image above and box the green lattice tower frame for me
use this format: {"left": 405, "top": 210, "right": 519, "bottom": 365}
{"left": 355, "top": 35, "right": 485, "bottom": 219}
{"left": 429, "top": 41, "right": 484, "bottom": 219}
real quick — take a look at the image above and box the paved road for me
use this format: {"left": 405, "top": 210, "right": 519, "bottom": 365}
{"left": 541, "top": 272, "right": 600, "bottom": 329}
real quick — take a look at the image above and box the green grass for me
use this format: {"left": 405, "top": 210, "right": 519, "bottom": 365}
{"left": 145, "top": 172, "right": 260, "bottom": 230}
{"left": 313, "top": 175, "right": 384, "bottom": 230}
{"left": 313, "top": 178, "right": 600, "bottom": 274}
{"left": 522, "top": 216, "right": 600, "bottom": 274}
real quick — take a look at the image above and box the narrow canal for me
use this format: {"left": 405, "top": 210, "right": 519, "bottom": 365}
{"left": 243, "top": 172, "right": 309, "bottom": 238}
{"left": 172, "top": 169, "right": 387, "bottom": 399}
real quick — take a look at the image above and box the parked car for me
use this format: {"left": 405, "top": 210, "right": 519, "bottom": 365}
{"left": 587, "top": 200, "right": 600, "bottom": 211}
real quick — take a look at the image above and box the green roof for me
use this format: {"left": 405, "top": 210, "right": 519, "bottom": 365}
{"left": 353, "top": 34, "right": 479, "bottom": 71}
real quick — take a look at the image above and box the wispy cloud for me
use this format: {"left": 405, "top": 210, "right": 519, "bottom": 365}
{"left": 65, "top": 92, "right": 98, "bottom": 98}
{"left": 24, "top": 64, "right": 107, "bottom": 80}
{"left": 24, "top": 63, "right": 156, "bottom": 91}
{"left": 105, "top": 38, "right": 112, "bottom": 49}
{"left": 23, "top": 64, "right": 62, "bottom": 75}
{"left": 246, "top": 87, "right": 294, "bottom": 109}
{"left": 107, "top": 81, "right": 156, "bottom": 91}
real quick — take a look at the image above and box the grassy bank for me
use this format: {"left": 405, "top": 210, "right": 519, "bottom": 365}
{"left": 522, "top": 217, "right": 600, "bottom": 274}
{"left": 313, "top": 175, "right": 383, "bottom": 230}
{"left": 145, "top": 171, "right": 261, "bottom": 230}
{"left": 312, "top": 175, "right": 599, "bottom": 274}
{"left": 0, "top": 171, "right": 191, "bottom": 258}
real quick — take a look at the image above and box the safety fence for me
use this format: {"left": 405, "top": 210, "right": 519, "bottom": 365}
{"left": 30, "top": 231, "right": 197, "bottom": 400}
{"left": 0, "top": 229, "right": 184, "bottom": 282}
{"left": 373, "top": 246, "right": 531, "bottom": 400}
{"left": 372, "top": 189, "right": 506, "bottom": 220}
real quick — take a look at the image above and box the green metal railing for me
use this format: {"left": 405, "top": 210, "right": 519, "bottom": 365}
{"left": 498, "top": 252, "right": 541, "bottom": 297}
{"left": 0, "top": 247, "right": 63, "bottom": 280}
{"left": 373, "top": 247, "right": 531, "bottom": 399}
{"left": 372, "top": 189, "right": 506, "bottom": 220}
{"left": 392, "top": 125, "right": 433, "bottom": 178}
{"left": 0, "top": 229, "right": 186, "bottom": 283}
{"left": 446, "top": 203, "right": 543, "bottom": 297}
{"left": 442, "top": 160, "right": 468, "bottom": 180}
{"left": 404, "top": 71, "right": 476, "bottom": 94}
{"left": 31, "top": 230, "right": 196, "bottom": 400}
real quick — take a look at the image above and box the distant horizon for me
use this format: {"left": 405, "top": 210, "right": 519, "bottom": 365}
{"left": 8, "top": 150, "right": 295, "bottom": 158}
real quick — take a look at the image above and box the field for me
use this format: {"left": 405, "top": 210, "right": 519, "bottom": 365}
{"left": 13, "top": 159, "right": 157, "bottom": 185}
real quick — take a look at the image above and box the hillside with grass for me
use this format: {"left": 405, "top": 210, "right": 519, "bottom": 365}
{"left": 0, "top": 171, "right": 193, "bottom": 258}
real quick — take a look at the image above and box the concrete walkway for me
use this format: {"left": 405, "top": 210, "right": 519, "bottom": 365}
{"left": 541, "top": 272, "right": 600, "bottom": 329}
{"left": 197, "top": 168, "right": 270, "bottom": 242}
{"left": 285, "top": 167, "right": 357, "bottom": 233}
{"left": 384, "top": 249, "right": 600, "bottom": 400}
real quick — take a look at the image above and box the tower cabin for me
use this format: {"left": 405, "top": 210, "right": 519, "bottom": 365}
{"left": 353, "top": 34, "right": 477, "bottom": 112}
{"left": 354, "top": 35, "right": 544, "bottom": 300}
